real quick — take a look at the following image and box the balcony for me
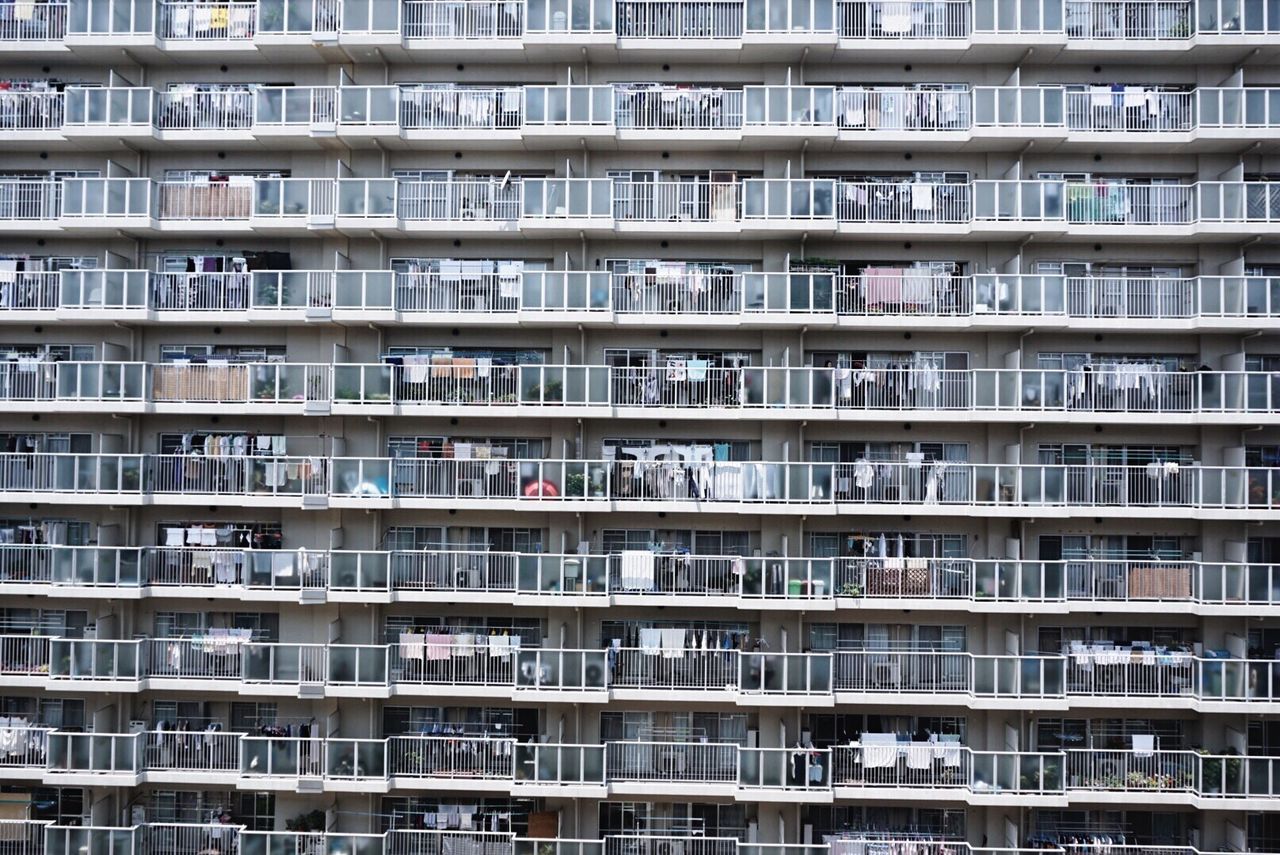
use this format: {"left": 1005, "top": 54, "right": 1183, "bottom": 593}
{"left": 157, "top": 1, "right": 259, "bottom": 40}
{"left": 0, "top": 454, "right": 1275, "bottom": 516}
{"left": 12, "top": 84, "right": 1276, "bottom": 144}
{"left": 3, "top": 546, "right": 1278, "bottom": 616}
{"left": 16, "top": 828, "right": 1272, "bottom": 855}
{"left": 3, "top": 0, "right": 1279, "bottom": 50}
{"left": 3, "top": 635, "right": 1279, "bottom": 707}
{"left": 8, "top": 361, "right": 1279, "bottom": 423}
{"left": 152, "top": 85, "right": 336, "bottom": 134}
{"left": 8, "top": 727, "right": 1280, "bottom": 804}
{"left": 401, "top": 0, "right": 527, "bottom": 37}
{"left": 7, "top": 268, "right": 1276, "bottom": 326}
{"left": 2, "top": 176, "right": 1278, "bottom": 236}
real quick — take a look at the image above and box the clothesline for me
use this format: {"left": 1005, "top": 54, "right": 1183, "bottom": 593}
{"left": 398, "top": 632, "right": 524, "bottom": 661}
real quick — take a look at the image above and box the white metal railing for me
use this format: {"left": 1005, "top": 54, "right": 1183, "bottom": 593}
{"left": 34, "top": 84, "right": 1280, "bottom": 136}
{"left": 143, "top": 729, "right": 240, "bottom": 772}
{"left": 0, "top": 180, "right": 61, "bottom": 220}
{"left": 607, "top": 740, "right": 738, "bottom": 781}
{"left": 835, "top": 88, "right": 971, "bottom": 131}
{"left": 402, "top": 0, "right": 526, "bottom": 36}
{"left": 395, "top": 178, "right": 522, "bottom": 220}
{"left": 159, "top": 1, "right": 259, "bottom": 39}
{"left": 0, "top": 272, "right": 60, "bottom": 311}
{"left": 614, "top": 87, "right": 744, "bottom": 130}
{"left": 612, "top": 180, "right": 741, "bottom": 221}
{"left": 1065, "top": 0, "right": 1193, "bottom": 38}
{"left": 0, "top": 453, "right": 1275, "bottom": 510}
{"left": 836, "top": 180, "right": 970, "bottom": 223}
{"left": 0, "top": 0, "right": 67, "bottom": 40}
{"left": 8, "top": 635, "right": 1280, "bottom": 702}
{"left": 394, "top": 271, "right": 518, "bottom": 312}
{"left": 399, "top": 86, "right": 524, "bottom": 129}
{"left": 0, "top": 91, "right": 64, "bottom": 131}
{"left": 154, "top": 88, "right": 255, "bottom": 131}
{"left": 838, "top": 0, "right": 972, "bottom": 36}
{"left": 614, "top": 0, "right": 746, "bottom": 36}
{"left": 12, "top": 350, "right": 1280, "bottom": 414}
{"left": 10, "top": 546, "right": 1280, "bottom": 609}
{"left": 1065, "top": 182, "right": 1195, "bottom": 224}
{"left": 9, "top": 178, "right": 1280, "bottom": 227}
{"left": 1065, "top": 89, "right": 1194, "bottom": 132}
{"left": 1066, "top": 749, "right": 1196, "bottom": 792}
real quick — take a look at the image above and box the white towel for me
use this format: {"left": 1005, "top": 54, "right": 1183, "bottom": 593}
{"left": 639, "top": 627, "right": 662, "bottom": 656}
{"left": 620, "top": 550, "right": 655, "bottom": 590}
{"left": 660, "top": 628, "right": 686, "bottom": 659}
{"left": 911, "top": 183, "right": 934, "bottom": 211}
{"left": 861, "top": 735, "right": 898, "bottom": 769}
{"left": 905, "top": 743, "right": 933, "bottom": 769}
{"left": 1132, "top": 734, "right": 1155, "bottom": 757}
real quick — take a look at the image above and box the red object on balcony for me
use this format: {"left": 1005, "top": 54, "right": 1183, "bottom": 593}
{"left": 523, "top": 480, "right": 559, "bottom": 497}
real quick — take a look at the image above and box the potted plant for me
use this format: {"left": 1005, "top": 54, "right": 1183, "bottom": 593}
{"left": 566, "top": 472, "right": 586, "bottom": 496}
{"left": 1200, "top": 750, "right": 1222, "bottom": 794}
{"left": 531, "top": 380, "right": 563, "bottom": 402}
{"left": 285, "top": 809, "right": 326, "bottom": 832}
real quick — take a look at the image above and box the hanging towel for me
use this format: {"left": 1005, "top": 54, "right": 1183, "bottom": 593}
{"left": 425, "top": 633, "right": 452, "bottom": 661}
{"left": 861, "top": 734, "right": 898, "bottom": 768}
{"left": 910, "top": 183, "right": 935, "bottom": 212}
{"left": 620, "top": 550, "right": 656, "bottom": 591}
{"left": 399, "top": 632, "right": 425, "bottom": 660}
{"left": 638, "top": 627, "right": 662, "bottom": 656}
{"left": 905, "top": 743, "right": 933, "bottom": 769}
{"left": 1132, "top": 734, "right": 1155, "bottom": 757}
{"left": 660, "top": 628, "right": 687, "bottom": 659}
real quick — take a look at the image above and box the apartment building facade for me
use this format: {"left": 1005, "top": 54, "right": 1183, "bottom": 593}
{"left": 0, "top": 0, "right": 1278, "bottom": 853}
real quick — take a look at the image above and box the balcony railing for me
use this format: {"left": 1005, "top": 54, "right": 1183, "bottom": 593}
{"left": 20, "top": 827, "right": 1275, "bottom": 855}
{"left": 0, "top": 453, "right": 1274, "bottom": 511}
{"left": 158, "top": 1, "right": 258, "bottom": 39}
{"left": 4, "top": 547, "right": 1279, "bottom": 611}
{"left": 4, "top": 635, "right": 1280, "bottom": 702}
{"left": 0, "top": 0, "right": 67, "bottom": 41}
{"left": 19, "top": 84, "right": 1280, "bottom": 135}
{"left": 838, "top": 0, "right": 972, "bottom": 36}
{"left": 5, "top": 177, "right": 1280, "bottom": 228}
{"left": 615, "top": 87, "right": 745, "bottom": 130}
{"left": 17, "top": 728, "right": 1280, "bottom": 800}
{"left": 614, "top": 0, "right": 746, "bottom": 37}
{"left": 25, "top": 268, "right": 1279, "bottom": 320}
{"left": 0, "top": 91, "right": 64, "bottom": 131}
{"left": 8, "top": 0, "right": 1280, "bottom": 45}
